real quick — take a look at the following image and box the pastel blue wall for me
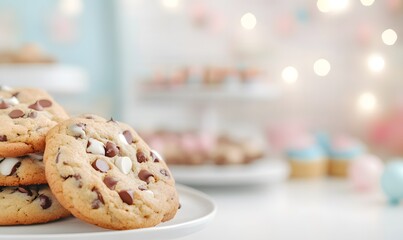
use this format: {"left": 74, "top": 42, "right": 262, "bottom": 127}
{"left": 0, "top": 0, "right": 119, "bottom": 117}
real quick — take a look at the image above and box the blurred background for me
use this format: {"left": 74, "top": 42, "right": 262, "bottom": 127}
{"left": 2, "top": 0, "right": 403, "bottom": 239}
{"left": 1, "top": 0, "right": 402, "bottom": 158}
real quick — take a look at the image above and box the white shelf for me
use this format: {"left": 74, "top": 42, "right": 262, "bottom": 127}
{"left": 0, "top": 64, "right": 89, "bottom": 94}
{"left": 138, "top": 84, "right": 281, "bottom": 103}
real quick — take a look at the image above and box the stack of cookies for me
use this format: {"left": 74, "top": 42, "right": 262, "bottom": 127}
{"left": 0, "top": 86, "right": 71, "bottom": 225}
{"left": 44, "top": 114, "right": 179, "bottom": 229}
{"left": 0, "top": 86, "right": 179, "bottom": 229}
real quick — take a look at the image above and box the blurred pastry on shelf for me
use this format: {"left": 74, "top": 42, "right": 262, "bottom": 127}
{"left": 213, "top": 143, "right": 245, "bottom": 165}
{"left": 328, "top": 135, "right": 366, "bottom": 177}
{"left": 170, "top": 68, "right": 189, "bottom": 87}
{"left": 203, "top": 67, "right": 229, "bottom": 86}
{"left": 141, "top": 130, "right": 266, "bottom": 165}
{"left": 142, "top": 65, "right": 269, "bottom": 90}
{"left": 0, "top": 51, "right": 14, "bottom": 64}
{"left": 286, "top": 135, "right": 328, "bottom": 178}
{"left": 0, "top": 43, "right": 55, "bottom": 64}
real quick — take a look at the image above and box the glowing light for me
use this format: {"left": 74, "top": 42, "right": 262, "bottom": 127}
{"left": 331, "top": 0, "right": 349, "bottom": 11}
{"left": 317, "top": 0, "right": 331, "bottom": 13}
{"left": 382, "top": 29, "right": 398, "bottom": 45}
{"left": 358, "top": 92, "right": 377, "bottom": 112}
{"left": 241, "top": 12, "right": 257, "bottom": 30}
{"left": 59, "top": 0, "right": 83, "bottom": 17}
{"left": 367, "top": 54, "right": 385, "bottom": 72}
{"left": 161, "top": 0, "right": 179, "bottom": 9}
{"left": 360, "top": 0, "right": 375, "bottom": 6}
{"left": 282, "top": 66, "right": 298, "bottom": 84}
{"left": 313, "top": 58, "right": 331, "bottom": 76}
{"left": 317, "top": 0, "right": 349, "bottom": 13}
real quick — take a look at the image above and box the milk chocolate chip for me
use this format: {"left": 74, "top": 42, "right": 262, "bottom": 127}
{"left": 92, "top": 159, "right": 110, "bottom": 173}
{"left": 103, "top": 176, "right": 118, "bottom": 190}
{"left": 138, "top": 169, "right": 154, "bottom": 184}
{"left": 123, "top": 130, "right": 133, "bottom": 144}
{"left": 160, "top": 169, "right": 170, "bottom": 177}
{"left": 105, "top": 142, "right": 119, "bottom": 158}
{"left": 10, "top": 162, "right": 21, "bottom": 176}
{"left": 38, "top": 99, "right": 52, "bottom": 107}
{"left": 28, "top": 101, "right": 43, "bottom": 111}
{"left": 63, "top": 174, "right": 81, "bottom": 181}
{"left": 136, "top": 151, "right": 147, "bottom": 163}
{"left": 55, "top": 151, "right": 60, "bottom": 163}
{"left": 0, "top": 101, "right": 9, "bottom": 109}
{"left": 8, "top": 109, "right": 24, "bottom": 119}
{"left": 119, "top": 190, "right": 134, "bottom": 205}
{"left": 91, "top": 188, "right": 104, "bottom": 209}
{"left": 39, "top": 194, "right": 52, "bottom": 209}
{"left": 63, "top": 174, "right": 82, "bottom": 188}
{"left": 17, "top": 187, "right": 33, "bottom": 196}
{"left": 107, "top": 117, "right": 117, "bottom": 123}
{"left": 0, "top": 135, "right": 7, "bottom": 142}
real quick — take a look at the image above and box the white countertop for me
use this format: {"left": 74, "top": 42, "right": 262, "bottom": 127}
{"left": 178, "top": 179, "right": 403, "bottom": 240}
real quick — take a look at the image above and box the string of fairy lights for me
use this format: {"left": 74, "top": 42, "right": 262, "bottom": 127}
{"left": 158, "top": 0, "right": 399, "bottom": 115}
{"left": 251, "top": 0, "right": 397, "bottom": 115}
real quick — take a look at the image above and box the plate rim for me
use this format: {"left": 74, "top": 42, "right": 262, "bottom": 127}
{"left": 170, "top": 158, "right": 290, "bottom": 186}
{"left": 0, "top": 184, "right": 217, "bottom": 239}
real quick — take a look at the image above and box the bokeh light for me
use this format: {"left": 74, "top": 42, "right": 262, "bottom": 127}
{"left": 241, "top": 12, "right": 257, "bottom": 30}
{"left": 360, "top": 0, "right": 375, "bottom": 6}
{"left": 358, "top": 92, "right": 377, "bottom": 112}
{"left": 367, "top": 54, "right": 385, "bottom": 72}
{"left": 313, "top": 58, "right": 331, "bottom": 76}
{"left": 59, "top": 0, "right": 83, "bottom": 16}
{"left": 161, "top": 0, "right": 180, "bottom": 9}
{"left": 382, "top": 29, "right": 398, "bottom": 45}
{"left": 317, "top": 0, "right": 349, "bottom": 13}
{"left": 282, "top": 66, "right": 298, "bottom": 84}
{"left": 317, "top": 0, "right": 331, "bottom": 13}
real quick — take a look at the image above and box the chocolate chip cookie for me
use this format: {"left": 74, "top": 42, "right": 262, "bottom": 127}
{"left": 0, "top": 185, "right": 70, "bottom": 225}
{"left": 44, "top": 114, "right": 179, "bottom": 230}
{"left": 0, "top": 86, "right": 69, "bottom": 157}
{"left": 0, "top": 153, "right": 46, "bottom": 186}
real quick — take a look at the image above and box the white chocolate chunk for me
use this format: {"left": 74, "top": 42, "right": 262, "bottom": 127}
{"left": 69, "top": 124, "right": 86, "bottom": 138}
{"left": 118, "top": 133, "right": 129, "bottom": 145}
{"left": 4, "top": 96, "right": 19, "bottom": 105}
{"left": 28, "top": 153, "right": 43, "bottom": 160}
{"left": 0, "top": 158, "right": 20, "bottom": 176}
{"left": 0, "top": 85, "right": 13, "bottom": 92}
{"left": 115, "top": 157, "right": 132, "bottom": 174}
{"left": 144, "top": 190, "right": 154, "bottom": 197}
{"left": 151, "top": 149, "right": 164, "bottom": 161}
{"left": 87, "top": 138, "right": 105, "bottom": 155}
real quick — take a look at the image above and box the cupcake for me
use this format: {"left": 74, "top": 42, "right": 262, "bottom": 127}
{"left": 328, "top": 135, "right": 366, "bottom": 177}
{"left": 286, "top": 136, "right": 327, "bottom": 178}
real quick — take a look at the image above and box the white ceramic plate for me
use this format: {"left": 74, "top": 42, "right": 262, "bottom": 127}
{"left": 0, "top": 185, "right": 216, "bottom": 240}
{"left": 170, "top": 159, "right": 290, "bottom": 186}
